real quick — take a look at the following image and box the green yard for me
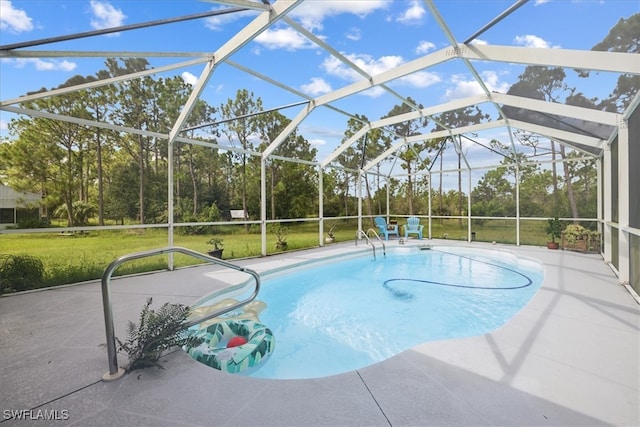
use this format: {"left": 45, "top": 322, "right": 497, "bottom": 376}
{"left": 0, "top": 218, "right": 549, "bottom": 292}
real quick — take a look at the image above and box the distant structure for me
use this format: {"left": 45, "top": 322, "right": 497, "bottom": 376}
{"left": 0, "top": 184, "right": 42, "bottom": 229}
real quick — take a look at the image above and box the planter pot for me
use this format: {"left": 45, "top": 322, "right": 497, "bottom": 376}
{"left": 546, "top": 242, "right": 559, "bottom": 250}
{"left": 561, "top": 231, "right": 601, "bottom": 253}
{"left": 325, "top": 237, "right": 335, "bottom": 244}
{"left": 207, "top": 249, "right": 224, "bottom": 259}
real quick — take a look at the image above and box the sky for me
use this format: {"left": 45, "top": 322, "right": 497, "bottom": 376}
{"left": 0, "top": 0, "right": 638, "bottom": 182}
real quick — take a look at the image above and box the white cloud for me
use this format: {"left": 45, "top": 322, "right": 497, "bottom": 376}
{"left": 12, "top": 58, "right": 77, "bottom": 72}
{"left": 254, "top": 27, "right": 317, "bottom": 51}
{"left": 300, "top": 77, "right": 332, "bottom": 96}
{"left": 469, "top": 39, "right": 488, "bottom": 46}
{"left": 346, "top": 27, "right": 361, "bottom": 41}
{"left": 204, "top": 8, "right": 255, "bottom": 31}
{"left": 291, "top": 0, "right": 390, "bottom": 31}
{"left": 416, "top": 40, "right": 436, "bottom": 55}
{"left": 0, "top": 0, "right": 33, "bottom": 33}
{"left": 360, "top": 86, "right": 386, "bottom": 98}
{"left": 321, "top": 53, "right": 439, "bottom": 97}
{"left": 301, "top": 125, "right": 344, "bottom": 140}
{"left": 460, "top": 135, "right": 491, "bottom": 153}
{"left": 443, "top": 70, "right": 509, "bottom": 100}
{"left": 309, "top": 138, "right": 326, "bottom": 147}
{"left": 181, "top": 72, "right": 198, "bottom": 86}
{"left": 534, "top": 0, "right": 550, "bottom": 5}
{"left": 514, "top": 34, "right": 559, "bottom": 49}
{"left": 322, "top": 53, "right": 405, "bottom": 82}
{"left": 89, "top": 0, "right": 126, "bottom": 31}
{"left": 399, "top": 71, "right": 441, "bottom": 88}
{"left": 396, "top": 0, "right": 425, "bottom": 24}
{"left": 481, "top": 71, "right": 510, "bottom": 93}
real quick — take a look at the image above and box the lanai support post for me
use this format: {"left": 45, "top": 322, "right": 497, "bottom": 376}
{"left": 603, "top": 145, "right": 613, "bottom": 265}
{"left": 260, "top": 157, "right": 267, "bottom": 256}
{"left": 319, "top": 165, "right": 324, "bottom": 246}
{"left": 617, "top": 119, "right": 630, "bottom": 285}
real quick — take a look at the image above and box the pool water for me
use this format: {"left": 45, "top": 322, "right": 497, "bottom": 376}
{"left": 198, "top": 246, "right": 543, "bottom": 380}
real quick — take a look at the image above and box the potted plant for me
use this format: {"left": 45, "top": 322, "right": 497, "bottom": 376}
{"left": 274, "top": 225, "right": 288, "bottom": 250}
{"left": 545, "top": 217, "right": 562, "bottom": 249}
{"left": 206, "top": 237, "right": 224, "bottom": 258}
{"left": 325, "top": 224, "right": 337, "bottom": 243}
{"left": 562, "top": 224, "right": 601, "bottom": 253}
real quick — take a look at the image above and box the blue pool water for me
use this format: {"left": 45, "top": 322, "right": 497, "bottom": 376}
{"left": 197, "top": 246, "right": 543, "bottom": 380}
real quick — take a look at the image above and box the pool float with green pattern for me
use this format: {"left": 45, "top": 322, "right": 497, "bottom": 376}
{"left": 185, "top": 319, "right": 275, "bottom": 374}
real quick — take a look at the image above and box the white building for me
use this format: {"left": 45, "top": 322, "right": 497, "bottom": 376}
{"left": 0, "top": 184, "right": 42, "bottom": 229}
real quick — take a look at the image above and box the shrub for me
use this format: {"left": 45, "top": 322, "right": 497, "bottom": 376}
{"left": 563, "top": 224, "right": 600, "bottom": 245}
{"left": 0, "top": 254, "right": 45, "bottom": 294}
{"left": 16, "top": 217, "right": 50, "bottom": 229}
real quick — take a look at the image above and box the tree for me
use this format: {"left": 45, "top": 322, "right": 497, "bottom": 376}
{"left": 0, "top": 129, "right": 53, "bottom": 217}
{"left": 471, "top": 140, "right": 552, "bottom": 218}
{"left": 178, "top": 98, "right": 217, "bottom": 218}
{"left": 591, "top": 13, "right": 640, "bottom": 113}
{"left": 220, "top": 89, "right": 262, "bottom": 224}
{"left": 107, "top": 58, "right": 155, "bottom": 224}
{"left": 68, "top": 70, "right": 117, "bottom": 226}
{"left": 381, "top": 98, "right": 429, "bottom": 215}
{"left": 432, "top": 107, "right": 488, "bottom": 224}
{"left": 508, "top": 66, "right": 568, "bottom": 209}
{"left": 255, "top": 110, "right": 318, "bottom": 219}
{"left": 254, "top": 110, "right": 291, "bottom": 220}
{"left": 10, "top": 89, "right": 93, "bottom": 226}
{"left": 338, "top": 115, "right": 389, "bottom": 221}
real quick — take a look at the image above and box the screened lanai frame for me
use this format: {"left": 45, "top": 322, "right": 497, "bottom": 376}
{"left": 0, "top": 0, "right": 638, "bottom": 293}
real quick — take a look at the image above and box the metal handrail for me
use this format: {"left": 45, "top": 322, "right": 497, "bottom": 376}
{"left": 366, "top": 228, "right": 386, "bottom": 256}
{"left": 101, "top": 246, "right": 261, "bottom": 381}
{"left": 355, "top": 229, "right": 386, "bottom": 259}
{"left": 355, "top": 230, "right": 375, "bottom": 259}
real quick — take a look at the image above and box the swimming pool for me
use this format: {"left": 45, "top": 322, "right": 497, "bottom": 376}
{"left": 189, "top": 245, "right": 544, "bottom": 380}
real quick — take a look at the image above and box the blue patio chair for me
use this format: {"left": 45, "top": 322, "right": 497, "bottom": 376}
{"left": 374, "top": 216, "right": 399, "bottom": 240}
{"left": 403, "top": 216, "right": 423, "bottom": 239}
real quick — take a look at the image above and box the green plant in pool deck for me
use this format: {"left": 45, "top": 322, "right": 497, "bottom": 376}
{"left": 205, "top": 237, "right": 224, "bottom": 258}
{"left": 545, "top": 217, "right": 562, "bottom": 247}
{"left": 273, "top": 224, "right": 289, "bottom": 249}
{"left": 324, "top": 223, "right": 337, "bottom": 243}
{"left": 562, "top": 224, "right": 593, "bottom": 245}
{"left": 116, "top": 298, "right": 203, "bottom": 371}
{"left": 562, "top": 224, "right": 601, "bottom": 252}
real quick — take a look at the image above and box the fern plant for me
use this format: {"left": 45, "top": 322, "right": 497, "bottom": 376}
{"left": 116, "top": 298, "right": 203, "bottom": 371}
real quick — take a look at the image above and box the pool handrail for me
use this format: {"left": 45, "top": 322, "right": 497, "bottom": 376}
{"left": 100, "top": 246, "right": 261, "bottom": 381}
{"left": 367, "top": 229, "right": 387, "bottom": 256}
{"left": 355, "top": 230, "right": 375, "bottom": 259}
{"left": 355, "top": 229, "right": 386, "bottom": 258}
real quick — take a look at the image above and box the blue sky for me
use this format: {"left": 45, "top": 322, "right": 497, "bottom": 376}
{"left": 1, "top": 0, "right": 637, "bottom": 172}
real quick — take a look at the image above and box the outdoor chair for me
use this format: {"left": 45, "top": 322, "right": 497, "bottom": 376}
{"left": 403, "top": 216, "right": 423, "bottom": 240}
{"left": 374, "top": 216, "right": 399, "bottom": 240}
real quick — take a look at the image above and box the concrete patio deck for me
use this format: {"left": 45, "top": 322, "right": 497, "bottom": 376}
{"left": 1, "top": 240, "right": 638, "bottom": 426}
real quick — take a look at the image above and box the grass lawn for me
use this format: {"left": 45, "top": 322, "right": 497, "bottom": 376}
{"left": 0, "top": 218, "right": 549, "bottom": 292}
